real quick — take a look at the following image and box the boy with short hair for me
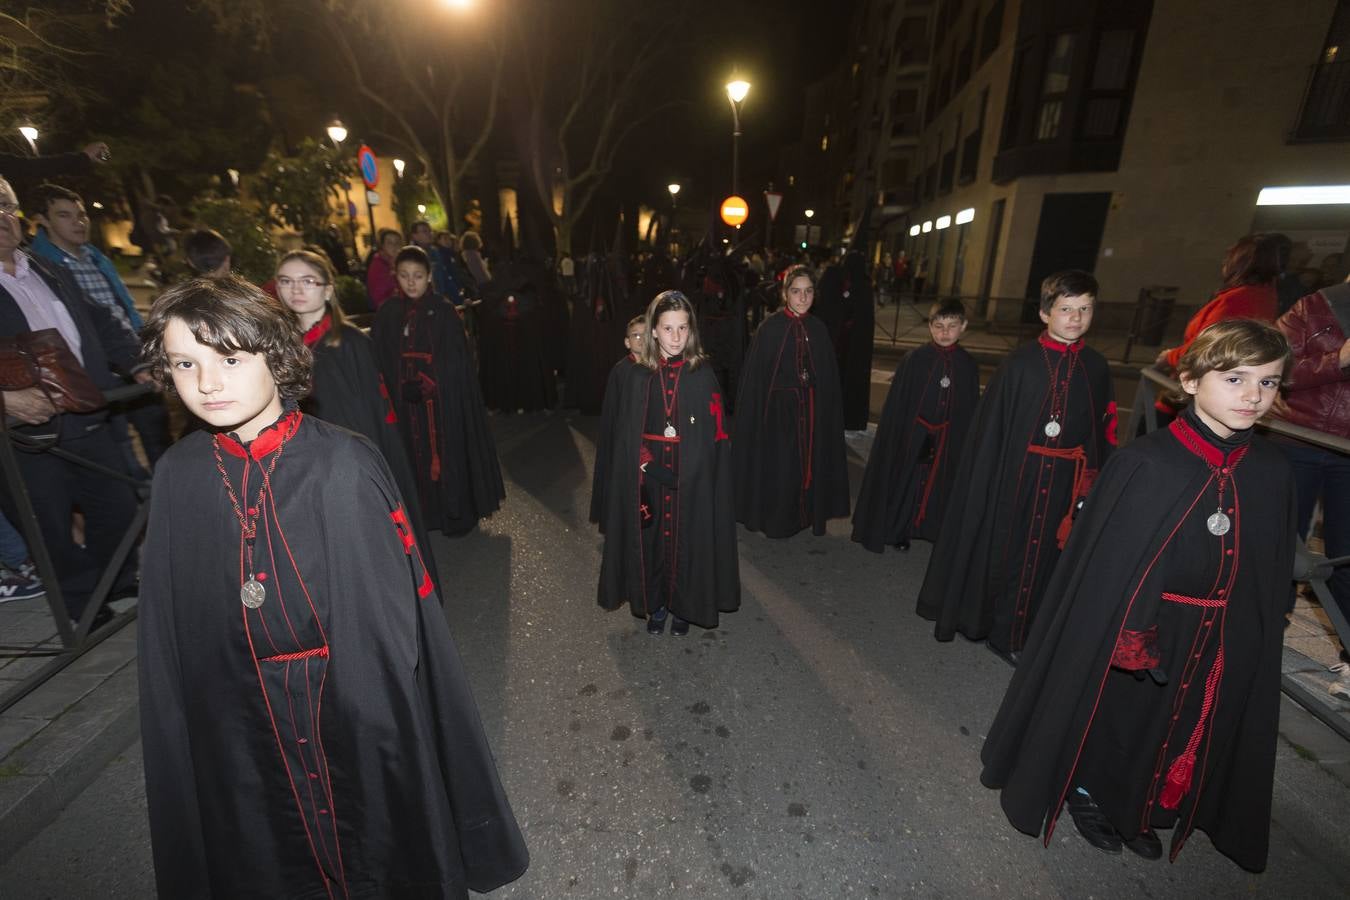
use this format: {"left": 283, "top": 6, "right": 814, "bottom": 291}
{"left": 917, "top": 270, "right": 1116, "bottom": 658}
{"left": 852, "top": 299, "right": 980, "bottom": 552}
{"left": 590, "top": 314, "right": 646, "bottom": 531}
{"left": 981, "top": 319, "right": 1295, "bottom": 869}
{"left": 183, "top": 228, "right": 232, "bottom": 276}
{"left": 137, "top": 276, "right": 527, "bottom": 898}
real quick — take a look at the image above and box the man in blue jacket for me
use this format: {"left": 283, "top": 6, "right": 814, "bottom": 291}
{"left": 28, "top": 182, "right": 168, "bottom": 464}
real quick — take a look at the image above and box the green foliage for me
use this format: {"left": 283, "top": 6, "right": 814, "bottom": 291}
{"left": 255, "top": 139, "right": 357, "bottom": 245}
{"left": 190, "top": 197, "right": 277, "bottom": 284}
{"left": 334, "top": 275, "right": 368, "bottom": 317}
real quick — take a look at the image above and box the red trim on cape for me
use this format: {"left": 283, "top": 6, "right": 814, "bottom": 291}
{"left": 216, "top": 409, "right": 303, "bottom": 460}
{"left": 302, "top": 314, "right": 333, "bottom": 348}
{"left": 1168, "top": 416, "right": 1250, "bottom": 470}
{"left": 1037, "top": 332, "right": 1085, "bottom": 353}
{"left": 783, "top": 306, "right": 806, "bottom": 319}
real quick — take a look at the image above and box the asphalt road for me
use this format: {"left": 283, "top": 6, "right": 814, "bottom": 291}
{"left": 4, "top": 411, "right": 1349, "bottom": 899}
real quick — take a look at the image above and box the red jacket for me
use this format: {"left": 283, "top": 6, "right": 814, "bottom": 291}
{"left": 366, "top": 252, "right": 399, "bottom": 310}
{"left": 1164, "top": 283, "right": 1277, "bottom": 369}
{"left": 1274, "top": 288, "right": 1350, "bottom": 437}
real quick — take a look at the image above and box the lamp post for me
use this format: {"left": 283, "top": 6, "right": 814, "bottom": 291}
{"left": 393, "top": 158, "right": 406, "bottom": 179}
{"left": 725, "top": 79, "right": 750, "bottom": 197}
{"left": 326, "top": 119, "right": 358, "bottom": 258}
{"left": 18, "top": 125, "right": 38, "bottom": 156}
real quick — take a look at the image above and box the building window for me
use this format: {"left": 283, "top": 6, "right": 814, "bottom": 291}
{"left": 891, "top": 89, "right": 921, "bottom": 137}
{"left": 979, "top": 0, "right": 1005, "bottom": 63}
{"left": 1294, "top": 0, "right": 1350, "bottom": 140}
{"left": 1035, "top": 33, "right": 1077, "bottom": 141}
{"left": 959, "top": 89, "right": 988, "bottom": 183}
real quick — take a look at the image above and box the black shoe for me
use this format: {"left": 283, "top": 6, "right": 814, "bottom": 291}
{"left": 670, "top": 615, "right": 689, "bottom": 637}
{"left": 647, "top": 608, "right": 668, "bottom": 635}
{"left": 986, "top": 642, "right": 1021, "bottom": 667}
{"left": 1123, "top": 828, "right": 1162, "bottom": 860}
{"left": 895, "top": 539, "right": 911, "bottom": 551}
{"left": 1065, "top": 790, "right": 1122, "bottom": 854}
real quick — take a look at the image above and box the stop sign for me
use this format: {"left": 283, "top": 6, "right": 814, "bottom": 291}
{"left": 720, "top": 195, "right": 749, "bottom": 227}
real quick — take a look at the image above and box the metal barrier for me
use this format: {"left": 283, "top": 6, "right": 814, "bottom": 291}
{"left": 874, "top": 290, "right": 1042, "bottom": 350}
{"left": 1127, "top": 366, "right": 1350, "bottom": 741}
{"left": 0, "top": 383, "right": 152, "bottom": 714}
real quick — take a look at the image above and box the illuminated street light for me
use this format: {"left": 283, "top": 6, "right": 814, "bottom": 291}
{"left": 441, "top": 0, "right": 473, "bottom": 7}
{"left": 804, "top": 209, "right": 815, "bottom": 219}
{"left": 91, "top": 201, "right": 104, "bottom": 210}
{"left": 18, "top": 124, "right": 38, "bottom": 154}
{"left": 393, "top": 158, "right": 406, "bottom": 178}
{"left": 667, "top": 183, "right": 681, "bottom": 197}
{"left": 936, "top": 215, "right": 952, "bottom": 230}
{"left": 417, "top": 204, "right": 428, "bottom": 214}
{"left": 909, "top": 224, "right": 921, "bottom": 236}
{"left": 326, "top": 119, "right": 348, "bottom": 146}
{"left": 725, "top": 76, "right": 751, "bottom": 196}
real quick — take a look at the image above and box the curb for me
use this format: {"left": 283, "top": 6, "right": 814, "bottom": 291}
{"left": 0, "top": 633, "right": 140, "bottom": 865}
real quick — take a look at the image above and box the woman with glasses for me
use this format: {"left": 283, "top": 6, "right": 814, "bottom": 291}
{"left": 275, "top": 250, "right": 438, "bottom": 590}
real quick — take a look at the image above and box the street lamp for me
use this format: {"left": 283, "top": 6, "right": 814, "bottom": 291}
{"left": 725, "top": 78, "right": 750, "bottom": 196}
{"left": 804, "top": 208, "right": 815, "bottom": 219}
{"left": 417, "top": 204, "right": 427, "bottom": 215}
{"left": 393, "top": 158, "right": 406, "bottom": 178}
{"left": 325, "top": 119, "right": 358, "bottom": 258}
{"left": 326, "top": 120, "right": 348, "bottom": 146}
{"left": 667, "top": 183, "right": 680, "bottom": 208}
{"left": 18, "top": 125, "right": 38, "bottom": 155}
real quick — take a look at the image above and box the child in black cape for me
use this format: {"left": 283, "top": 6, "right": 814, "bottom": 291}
{"left": 597, "top": 291, "right": 740, "bottom": 635}
{"left": 277, "top": 249, "right": 440, "bottom": 593}
{"left": 852, "top": 299, "right": 980, "bottom": 552}
{"left": 372, "top": 245, "right": 505, "bottom": 536}
{"left": 136, "top": 277, "right": 527, "bottom": 899}
{"left": 980, "top": 319, "right": 1296, "bottom": 870}
{"left": 916, "top": 270, "right": 1115, "bottom": 656}
{"left": 589, "top": 314, "right": 646, "bottom": 532}
{"left": 733, "top": 265, "right": 850, "bottom": 538}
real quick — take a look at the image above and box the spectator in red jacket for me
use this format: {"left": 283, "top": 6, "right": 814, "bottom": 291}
{"left": 1275, "top": 276, "right": 1350, "bottom": 700}
{"left": 365, "top": 228, "right": 403, "bottom": 310}
{"left": 1158, "top": 234, "right": 1281, "bottom": 371}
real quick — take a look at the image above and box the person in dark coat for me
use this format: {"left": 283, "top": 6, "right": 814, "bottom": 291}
{"left": 566, "top": 253, "right": 623, "bottom": 414}
{"left": 916, "top": 270, "right": 1115, "bottom": 658}
{"left": 733, "top": 265, "right": 850, "bottom": 538}
{"left": 477, "top": 259, "right": 557, "bottom": 413}
{"left": 372, "top": 246, "right": 504, "bottom": 536}
{"left": 275, "top": 249, "right": 440, "bottom": 593}
{"left": 980, "top": 320, "right": 1296, "bottom": 870}
{"left": 598, "top": 291, "right": 739, "bottom": 635}
{"left": 839, "top": 246, "right": 876, "bottom": 431}
{"left": 137, "top": 276, "right": 528, "bottom": 899}
{"left": 851, "top": 299, "right": 980, "bottom": 552}
{"left": 589, "top": 314, "right": 646, "bottom": 532}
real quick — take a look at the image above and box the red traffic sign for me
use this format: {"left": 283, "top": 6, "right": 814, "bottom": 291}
{"left": 764, "top": 191, "right": 783, "bottom": 221}
{"left": 720, "top": 195, "right": 749, "bottom": 227}
{"left": 358, "top": 145, "right": 379, "bottom": 190}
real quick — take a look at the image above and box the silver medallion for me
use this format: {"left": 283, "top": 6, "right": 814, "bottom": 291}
{"left": 940, "top": 376, "right": 951, "bottom": 389}
{"left": 663, "top": 423, "right": 677, "bottom": 439}
{"left": 1206, "top": 511, "right": 1231, "bottom": 537}
{"left": 241, "top": 578, "right": 266, "bottom": 609}
{"left": 1044, "top": 420, "right": 1062, "bottom": 438}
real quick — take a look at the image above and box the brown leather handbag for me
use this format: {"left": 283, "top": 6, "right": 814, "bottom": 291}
{"left": 0, "top": 328, "right": 106, "bottom": 414}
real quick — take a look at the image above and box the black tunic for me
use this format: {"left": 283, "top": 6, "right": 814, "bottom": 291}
{"left": 589, "top": 353, "right": 641, "bottom": 532}
{"left": 302, "top": 317, "right": 440, "bottom": 593}
{"left": 733, "top": 309, "right": 850, "bottom": 538}
{"left": 838, "top": 253, "right": 876, "bottom": 432}
{"left": 477, "top": 262, "right": 558, "bottom": 413}
{"left": 980, "top": 410, "right": 1296, "bottom": 871}
{"left": 138, "top": 412, "right": 528, "bottom": 899}
{"left": 372, "top": 293, "right": 505, "bottom": 536}
{"left": 597, "top": 359, "right": 740, "bottom": 628}
{"left": 916, "top": 334, "right": 1115, "bottom": 652}
{"left": 851, "top": 341, "right": 980, "bottom": 551}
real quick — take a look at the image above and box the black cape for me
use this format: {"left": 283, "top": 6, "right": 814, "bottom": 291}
{"left": 138, "top": 412, "right": 528, "bottom": 899}
{"left": 838, "top": 253, "right": 877, "bottom": 431}
{"left": 303, "top": 318, "right": 441, "bottom": 593}
{"left": 916, "top": 335, "right": 1115, "bottom": 652}
{"left": 372, "top": 293, "right": 505, "bottom": 536}
{"left": 733, "top": 309, "right": 850, "bottom": 537}
{"left": 980, "top": 412, "right": 1296, "bottom": 871}
{"left": 598, "top": 361, "right": 740, "bottom": 627}
{"left": 851, "top": 342, "right": 980, "bottom": 551}
{"left": 477, "top": 261, "right": 558, "bottom": 413}
{"left": 589, "top": 353, "right": 641, "bottom": 532}
{"left": 565, "top": 255, "right": 624, "bottom": 414}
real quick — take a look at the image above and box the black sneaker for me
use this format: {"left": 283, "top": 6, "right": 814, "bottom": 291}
{"left": 1122, "top": 828, "right": 1162, "bottom": 860}
{"left": 1065, "top": 789, "right": 1122, "bottom": 853}
{"left": 646, "top": 607, "right": 668, "bottom": 635}
{"left": 670, "top": 615, "right": 689, "bottom": 637}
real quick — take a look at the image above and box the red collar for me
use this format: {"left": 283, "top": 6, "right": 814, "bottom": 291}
{"left": 1038, "top": 332, "right": 1084, "bottom": 353}
{"left": 660, "top": 357, "right": 685, "bottom": 369}
{"left": 1168, "top": 415, "right": 1249, "bottom": 470}
{"left": 784, "top": 306, "right": 807, "bottom": 320}
{"left": 216, "top": 409, "right": 303, "bottom": 460}
{"left": 932, "top": 341, "right": 958, "bottom": 353}
{"left": 627, "top": 351, "right": 639, "bottom": 363}
{"left": 302, "top": 314, "right": 333, "bottom": 348}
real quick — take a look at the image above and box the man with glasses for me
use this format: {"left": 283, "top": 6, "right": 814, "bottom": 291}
{"left": 0, "top": 175, "right": 144, "bottom": 627}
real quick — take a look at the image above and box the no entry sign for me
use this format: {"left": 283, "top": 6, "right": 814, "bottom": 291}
{"left": 358, "top": 145, "right": 379, "bottom": 190}
{"left": 720, "top": 195, "right": 749, "bottom": 227}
